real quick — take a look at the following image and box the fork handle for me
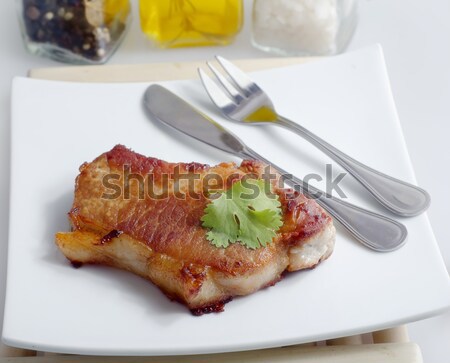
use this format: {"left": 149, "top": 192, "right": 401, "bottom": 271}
{"left": 276, "top": 116, "right": 430, "bottom": 217}
{"left": 240, "top": 148, "right": 407, "bottom": 252}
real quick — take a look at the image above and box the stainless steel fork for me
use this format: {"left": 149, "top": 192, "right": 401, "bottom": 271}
{"left": 198, "top": 56, "right": 430, "bottom": 217}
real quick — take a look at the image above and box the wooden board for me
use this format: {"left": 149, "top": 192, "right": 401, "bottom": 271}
{"left": 0, "top": 343, "right": 423, "bottom": 363}
{"left": 28, "top": 57, "right": 315, "bottom": 82}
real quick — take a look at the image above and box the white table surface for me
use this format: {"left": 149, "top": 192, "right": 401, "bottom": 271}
{"left": 0, "top": 0, "right": 449, "bottom": 362}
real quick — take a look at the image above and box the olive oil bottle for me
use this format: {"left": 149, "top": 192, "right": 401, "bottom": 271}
{"left": 139, "top": 0, "right": 243, "bottom": 48}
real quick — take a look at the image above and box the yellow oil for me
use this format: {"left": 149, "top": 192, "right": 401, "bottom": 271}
{"left": 139, "top": 0, "right": 243, "bottom": 48}
{"left": 104, "top": 0, "right": 131, "bottom": 24}
{"left": 244, "top": 106, "right": 278, "bottom": 122}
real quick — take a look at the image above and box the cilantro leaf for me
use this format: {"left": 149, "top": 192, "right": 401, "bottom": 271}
{"left": 201, "top": 179, "right": 283, "bottom": 249}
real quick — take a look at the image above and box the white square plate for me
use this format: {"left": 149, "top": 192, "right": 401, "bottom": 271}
{"left": 3, "top": 45, "right": 450, "bottom": 355}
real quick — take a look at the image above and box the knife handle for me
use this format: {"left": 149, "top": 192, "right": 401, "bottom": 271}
{"left": 240, "top": 148, "right": 407, "bottom": 252}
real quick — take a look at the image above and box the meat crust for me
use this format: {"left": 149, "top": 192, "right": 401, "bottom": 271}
{"left": 55, "top": 145, "right": 335, "bottom": 314}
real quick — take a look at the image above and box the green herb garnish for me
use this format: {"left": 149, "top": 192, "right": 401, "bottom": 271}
{"left": 201, "top": 179, "right": 283, "bottom": 249}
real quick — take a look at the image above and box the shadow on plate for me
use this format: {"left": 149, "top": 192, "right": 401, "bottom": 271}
{"left": 41, "top": 190, "right": 187, "bottom": 325}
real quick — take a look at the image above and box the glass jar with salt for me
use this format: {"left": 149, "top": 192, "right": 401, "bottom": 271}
{"left": 252, "top": 0, "right": 357, "bottom": 56}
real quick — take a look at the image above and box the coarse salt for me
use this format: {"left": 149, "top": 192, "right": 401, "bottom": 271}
{"left": 252, "top": 0, "right": 356, "bottom": 56}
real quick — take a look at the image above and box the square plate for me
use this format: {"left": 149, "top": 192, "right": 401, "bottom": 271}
{"left": 3, "top": 46, "right": 450, "bottom": 355}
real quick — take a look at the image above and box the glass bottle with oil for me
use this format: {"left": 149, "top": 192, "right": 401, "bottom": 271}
{"left": 139, "top": 0, "right": 243, "bottom": 48}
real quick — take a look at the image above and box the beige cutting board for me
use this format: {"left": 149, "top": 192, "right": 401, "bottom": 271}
{"left": 28, "top": 57, "right": 314, "bottom": 82}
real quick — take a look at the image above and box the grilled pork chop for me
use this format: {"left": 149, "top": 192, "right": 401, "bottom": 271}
{"left": 56, "top": 145, "right": 335, "bottom": 315}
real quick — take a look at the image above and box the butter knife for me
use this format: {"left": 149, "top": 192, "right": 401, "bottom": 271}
{"left": 143, "top": 84, "right": 407, "bottom": 252}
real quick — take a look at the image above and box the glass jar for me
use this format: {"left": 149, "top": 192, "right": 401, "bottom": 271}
{"left": 252, "top": 0, "right": 358, "bottom": 56}
{"left": 139, "top": 0, "right": 243, "bottom": 48}
{"left": 17, "top": 0, "right": 131, "bottom": 64}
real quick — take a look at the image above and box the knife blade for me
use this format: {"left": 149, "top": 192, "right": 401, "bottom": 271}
{"left": 144, "top": 84, "right": 247, "bottom": 157}
{"left": 143, "top": 84, "right": 407, "bottom": 252}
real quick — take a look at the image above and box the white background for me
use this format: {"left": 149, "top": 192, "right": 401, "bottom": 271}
{"left": 0, "top": 0, "right": 449, "bottom": 362}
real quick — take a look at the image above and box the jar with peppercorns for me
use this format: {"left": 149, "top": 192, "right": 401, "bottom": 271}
{"left": 17, "top": 0, "right": 131, "bottom": 64}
